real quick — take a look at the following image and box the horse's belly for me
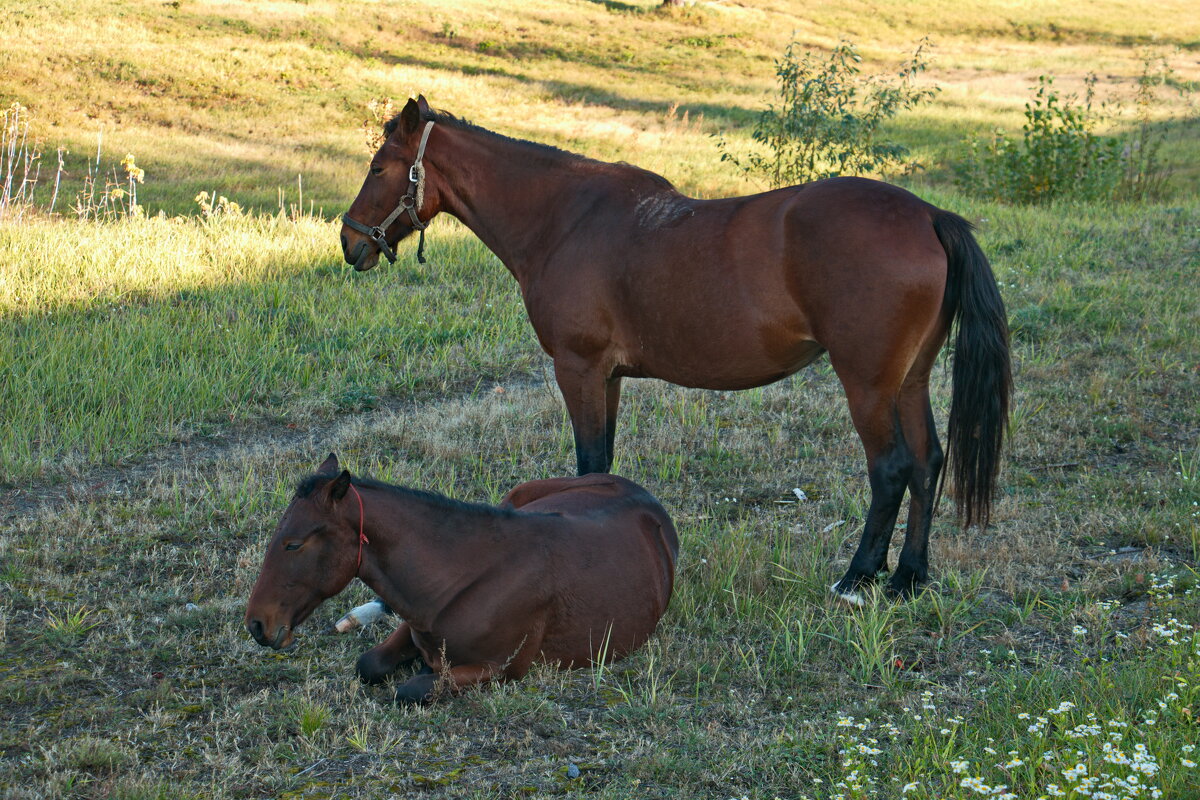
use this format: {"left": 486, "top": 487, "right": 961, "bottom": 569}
{"left": 538, "top": 608, "right": 663, "bottom": 668}
{"left": 629, "top": 337, "right": 825, "bottom": 391}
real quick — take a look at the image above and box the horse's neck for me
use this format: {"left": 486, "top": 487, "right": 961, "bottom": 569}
{"left": 432, "top": 128, "right": 580, "bottom": 280}
{"left": 356, "top": 487, "right": 504, "bottom": 626}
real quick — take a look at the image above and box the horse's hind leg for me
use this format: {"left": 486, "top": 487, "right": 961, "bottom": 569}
{"left": 830, "top": 381, "right": 914, "bottom": 602}
{"left": 394, "top": 663, "right": 500, "bottom": 705}
{"left": 356, "top": 621, "right": 422, "bottom": 684}
{"left": 888, "top": 365, "right": 945, "bottom": 598}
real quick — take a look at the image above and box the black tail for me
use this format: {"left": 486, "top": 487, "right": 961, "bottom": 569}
{"left": 933, "top": 211, "right": 1012, "bottom": 528}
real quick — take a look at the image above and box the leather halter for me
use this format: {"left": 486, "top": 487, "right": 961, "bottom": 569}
{"left": 343, "top": 120, "right": 435, "bottom": 264}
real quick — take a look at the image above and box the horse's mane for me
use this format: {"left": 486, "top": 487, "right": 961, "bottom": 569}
{"left": 296, "top": 472, "right": 515, "bottom": 519}
{"left": 384, "top": 108, "right": 677, "bottom": 192}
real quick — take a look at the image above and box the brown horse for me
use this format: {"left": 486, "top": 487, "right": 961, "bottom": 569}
{"left": 244, "top": 454, "right": 678, "bottom": 703}
{"left": 340, "top": 96, "right": 1011, "bottom": 601}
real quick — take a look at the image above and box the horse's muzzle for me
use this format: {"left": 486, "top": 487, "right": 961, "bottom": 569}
{"left": 341, "top": 231, "right": 380, "bottom": 272}
{"left": 246, "top": 618, "right": 295, "bottom": 650}
{"left": 353, "top": 245, "right": 379, "bottom": 272}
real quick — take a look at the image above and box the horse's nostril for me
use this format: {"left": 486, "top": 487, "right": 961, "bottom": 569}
{"left": 247, "top": 618, "right": 265, "bottom": 644}
{"left": 340, "top": 234, "right": 348, "bottom": 253}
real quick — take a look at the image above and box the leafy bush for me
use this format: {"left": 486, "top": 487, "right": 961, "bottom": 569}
{"left": 958, "top": 57, "right": 1193, "bottom": 204}
{"left": 717, "top": 39, "right": 939, "bottom": 187}
{"left": 956, "top": 75, "right": 1123, "bottom": 204}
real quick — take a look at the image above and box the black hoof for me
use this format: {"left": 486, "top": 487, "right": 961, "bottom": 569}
{"left": 357, "top": 650, "right": 421, "bottom": 685}
{"left": 886, "top": 568, "right": 927, "bottom": 600}
{"left": 395, "top": 673, "right": 437, "bottom": 705}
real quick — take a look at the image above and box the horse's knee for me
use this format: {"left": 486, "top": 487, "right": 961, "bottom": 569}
{"left": 356, "top": 648, "right": 392, "bottom": 684}
{"left": 357, "top": 645, "right": 418, "bottom": 685}
{"left": 870, "top": 438, "right": 915, "bottom": 494}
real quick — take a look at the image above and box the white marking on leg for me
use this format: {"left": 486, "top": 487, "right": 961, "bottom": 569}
{"left": 830, "top": 582, "right": 866, "bottom": 607}
{"left": 334, "top": 599, "right": 390, "bottom": 633}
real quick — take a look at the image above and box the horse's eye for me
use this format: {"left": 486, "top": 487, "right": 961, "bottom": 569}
{"left": 370, "top": 165, "right": 383, "bottom": 176}
{"left": 284, "top": 542, "right": 301, "bottom": 551}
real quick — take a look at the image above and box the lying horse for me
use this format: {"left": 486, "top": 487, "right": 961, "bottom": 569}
{"left": 340, "top": 97, "right": 1012, "bottom": 601}
{"left": 244, "top": 454, "right": 678, "bottom": 703}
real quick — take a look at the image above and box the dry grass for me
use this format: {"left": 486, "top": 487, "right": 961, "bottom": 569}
{"left": 2, "top": 0, "right": 1198, "bottom": 214}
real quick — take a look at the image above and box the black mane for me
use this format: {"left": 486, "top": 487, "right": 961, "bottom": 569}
{"left": 295, "top": 471, "right": 514, "bottom": 518}
{"left": 383, "top": 107, "right": 676, "bottom": 191}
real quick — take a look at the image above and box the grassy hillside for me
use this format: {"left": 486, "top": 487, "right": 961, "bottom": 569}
{"left": 1, "top": 2, "right": 1199, "bottom": 799}
{"left": 2, "top": 0, "right": 1197, "bottom": 214}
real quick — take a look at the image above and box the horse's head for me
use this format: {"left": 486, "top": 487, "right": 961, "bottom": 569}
{"left": 341, "top": 95, "right": 445, "bottom": 271}
{"left": 244, "top": 453, "right": 362, "bottom": 650}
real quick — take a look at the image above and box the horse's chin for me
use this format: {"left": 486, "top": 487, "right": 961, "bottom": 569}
{"left": 353, "top": 247, "right": 379, "bottom": 272}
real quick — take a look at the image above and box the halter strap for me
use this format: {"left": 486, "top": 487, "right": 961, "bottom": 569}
{"left": 342, "top": 120, "right": 436, "bottom": 264}
{"left": 347, "top": 484, "right": 369, "bottom": 575}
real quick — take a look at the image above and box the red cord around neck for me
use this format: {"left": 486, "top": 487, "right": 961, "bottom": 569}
{"left": 348, "top": 484, "right": 369, "bottom": 573}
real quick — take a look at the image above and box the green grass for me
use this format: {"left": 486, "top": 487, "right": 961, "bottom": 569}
{"left": 0, "top": 215, "right": 539, "bottom": 479}
{"left": 2, "top": 0, "right": 1200, "bottom": 798}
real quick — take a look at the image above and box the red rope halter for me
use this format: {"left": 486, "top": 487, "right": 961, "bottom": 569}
{"left": 348, "top": 484, "right": 369, "bottom": 573}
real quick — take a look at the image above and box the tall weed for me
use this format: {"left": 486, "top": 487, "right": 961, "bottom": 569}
{"left": 1, "top": 102, "right": 43, "bottom": 220}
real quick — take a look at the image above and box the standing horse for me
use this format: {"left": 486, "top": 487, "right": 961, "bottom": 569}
{"left": 245, "top": 454, "right": 678, "bottom": 703}
{"left": 340, "top": 97, "right": 1011, "bottom": 600}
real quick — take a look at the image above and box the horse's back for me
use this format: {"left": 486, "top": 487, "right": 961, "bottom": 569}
{"left": 500, "top": 473, "right": 642, "bottom": 511}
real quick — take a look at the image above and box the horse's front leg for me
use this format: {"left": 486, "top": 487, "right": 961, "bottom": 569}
{"left": 356, "top": 621, "right": 422, "bottom": 684}
{"left": 604, "top": 376, "right": 622, "bottom": 471}
{"left": 553, "top": 355, "right": 613, "bottom": 475}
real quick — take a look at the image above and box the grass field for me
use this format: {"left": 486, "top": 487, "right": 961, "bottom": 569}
{"left": 2, "top": 1, "right": 1200, "bottom": 798}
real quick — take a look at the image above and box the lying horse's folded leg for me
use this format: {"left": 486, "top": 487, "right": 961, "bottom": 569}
{"left": 394, "top": 663, "right": 499, "bottom": 706}
{"left": 356, "top": 621, "right": 421, "bottom": 684}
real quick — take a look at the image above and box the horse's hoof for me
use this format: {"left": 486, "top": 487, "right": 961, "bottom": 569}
{"left": 334, "top": 599, "right": 392, "bottom": 633}
{"left": 885, "top": 572, "right": 926, "bottom": 600}
{"left": 830, "top": 581, "right": 866, "bottom": 607}
{"left": 395, "top": 682, "right": 435, "bottom": 705}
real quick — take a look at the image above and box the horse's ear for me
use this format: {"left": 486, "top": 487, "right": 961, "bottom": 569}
{"left": 327, "top": 469, "right": 352, "bottom": 503}
{"left": 317, "top": 452, "right": 340, "bottom": 474}
{"left": 416, "top": 95, "right": 431, "bottom": 120}
{"left": 398, "top": 97, "right": 421, "bottom": 136}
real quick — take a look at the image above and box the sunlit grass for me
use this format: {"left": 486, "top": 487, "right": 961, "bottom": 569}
{"left": 0, "top": 213, "right": 540, "bottom": 478}
{"left": 3, "top": 0, "right": 1197, "bottom": 214}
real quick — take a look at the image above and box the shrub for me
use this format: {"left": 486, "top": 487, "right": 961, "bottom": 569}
{"left": 958, "top": 56, "right": 1194, "bottom": 204}
{"left": 717, "top": 39, "right": 939, "bottom": 188}
{"left": 956, "top": 75, "right": 1123, "bottom": 205}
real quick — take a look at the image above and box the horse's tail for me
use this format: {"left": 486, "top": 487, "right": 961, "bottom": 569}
{"left": 933, "top": 210, "right": 1012, "bottom": 528}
